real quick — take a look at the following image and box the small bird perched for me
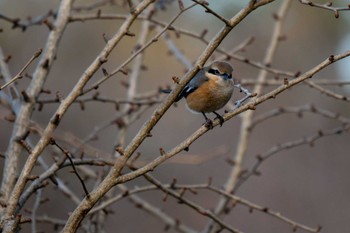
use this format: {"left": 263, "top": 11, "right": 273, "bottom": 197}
{"left": 163, "top": 61, "right": 234, "bottom": 129}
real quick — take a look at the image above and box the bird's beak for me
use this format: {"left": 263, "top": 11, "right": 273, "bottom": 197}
{"left": 222, "top": 73, "right": 232, "bottom": 80}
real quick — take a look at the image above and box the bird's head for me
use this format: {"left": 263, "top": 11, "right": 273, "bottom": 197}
{"left": 207, "top": 61, "right": 233, "bottom": 80}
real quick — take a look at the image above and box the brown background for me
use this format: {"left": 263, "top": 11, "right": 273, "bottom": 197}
{"left": 1, "top": 1, "right": 350, "bottom": 232}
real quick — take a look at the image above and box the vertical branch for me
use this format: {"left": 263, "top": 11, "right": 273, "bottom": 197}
{"left": 127, "top": 13, "right": 151, "bottom": 102}
{"left": 115, "top": 6, "right": 154, "bottom": 152}
{"left": 160, "top": 30, "right": 193, "bottom": 70}
{"left": 205, "top": 1, "right": 293, "bottom": 232}
{"left": 0, "top": 0, "right": 74, "bottom": 215}
{"left": 31, "top": 189, "right": 42, "bottom": 233}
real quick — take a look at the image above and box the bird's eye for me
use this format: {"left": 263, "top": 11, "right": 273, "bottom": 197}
{"left": 209, "top": 68, "right": 220, "bottom": 75}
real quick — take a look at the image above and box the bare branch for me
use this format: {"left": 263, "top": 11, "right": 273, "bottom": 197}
{"left": 1, "top": 0, "right": 74, "bottom": 222}
{"left": 206, "top": 2, "right": 293, "bottom": 231}
{"left": 140, "top": 172, "right": 243, "bottom": 233}
{"left": 0, "top": 49, "right": 42, "bottom": 91}
{"left": 236, "top": 123, "right": 350, "bottom": 193}
{"left": 240, "top": 79, "right": 350, "bottom": 86}
{"left": 1, "top": 0, "right": 155, "bottom": 230}
{"left": 81, "top": 3, "right": 197, "bottom": 95}
{"left": 305, "top": 80, "right": 350, "bottom": 102}
{"left": 49, "top": 139, "right": 90, "bottom": 198}
{"left": 191, "top": 0, "right": 230, "bottom": 25}
{"left": 299, "top": 0, "right": 350, "bottom": 18}
{"left": 30, "top": 189, "right": 42, "bottom": 233}
{"left": 1, "top": 0, "right": 350, "bottom": 232}
{"left": 61, "top": 1, "right": 276, "bottom": 231}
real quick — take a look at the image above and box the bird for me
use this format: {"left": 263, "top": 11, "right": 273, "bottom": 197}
{"left": 162, "top": 61, "right": 234, "bottom": 129}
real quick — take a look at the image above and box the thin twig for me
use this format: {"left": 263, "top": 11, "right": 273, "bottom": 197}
{"left": 305, "top": 80, "right": 350, "bottom": 102}
{"left": 249, "top": 104, "right": 350, "bottom": 131}
{"left": 0, "top": 46, "right": 20, "bottom": 108}
{"left": 81, "top": 3, "right": 197, "bottom": 95}
{"left": 299, "top": 0, "right": 350, "bottom": 18}
{"left": 121, "top": 184, "right": 197, "bottom": 233}
{"left": 0, "top": 49, "right": 42, "bottom": 91}
{"left": 191, "top": 0, "right": 230, "bottom": 25}
{"left": 69, "top": 13, "right": 295, "bottom": 77}
{"left": 140, "top": 172, "right": 243, "bottom": 233}
{"left": 239, "top": 79, "right": 350, "bottom": 86}
{"left": 205, "top": 186, "right": 321, "bottom": 233}
{"left": 236, "top": 123, "right": 350, "bottom": 193}
{"left": 36, "top": 95, "right": 161, "bottom": 108}
{"left": 49, "top": 139, "right": 90, "bottom": 198}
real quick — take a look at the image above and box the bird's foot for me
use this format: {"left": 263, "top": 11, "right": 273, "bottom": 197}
{"left": 215, "top": 115, "right": 225, "bottom": 127}
{"left": 213, "top": 111, "right": 224, "bottom": 127}
{"left": 204, "top": 118, "right": 214, "bottom": 129}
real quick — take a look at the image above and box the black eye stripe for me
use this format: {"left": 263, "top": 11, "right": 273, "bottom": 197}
{"left": 208, "top": 68, "right": 220, "bottom": 75}
{"left": 208, "top": 69, "right": 232, "bottom": 79}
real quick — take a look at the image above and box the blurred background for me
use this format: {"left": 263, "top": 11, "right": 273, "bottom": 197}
{"left": 1, "top": 0, "right": 350, "bottom": 232}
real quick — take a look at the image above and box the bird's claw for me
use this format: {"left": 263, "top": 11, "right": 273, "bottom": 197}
{"left": 215, "top": 115, "right": 225, "bottom": 127}
{"left": 204, "top": 118, "right": 214, "bottom": 129}
{"left": 212, "top": 111, "right": 224, "bottom": 127}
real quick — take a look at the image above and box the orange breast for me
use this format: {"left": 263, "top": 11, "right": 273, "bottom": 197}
{"left": 186, "top": 78, "right": 233, "bottom": 113}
